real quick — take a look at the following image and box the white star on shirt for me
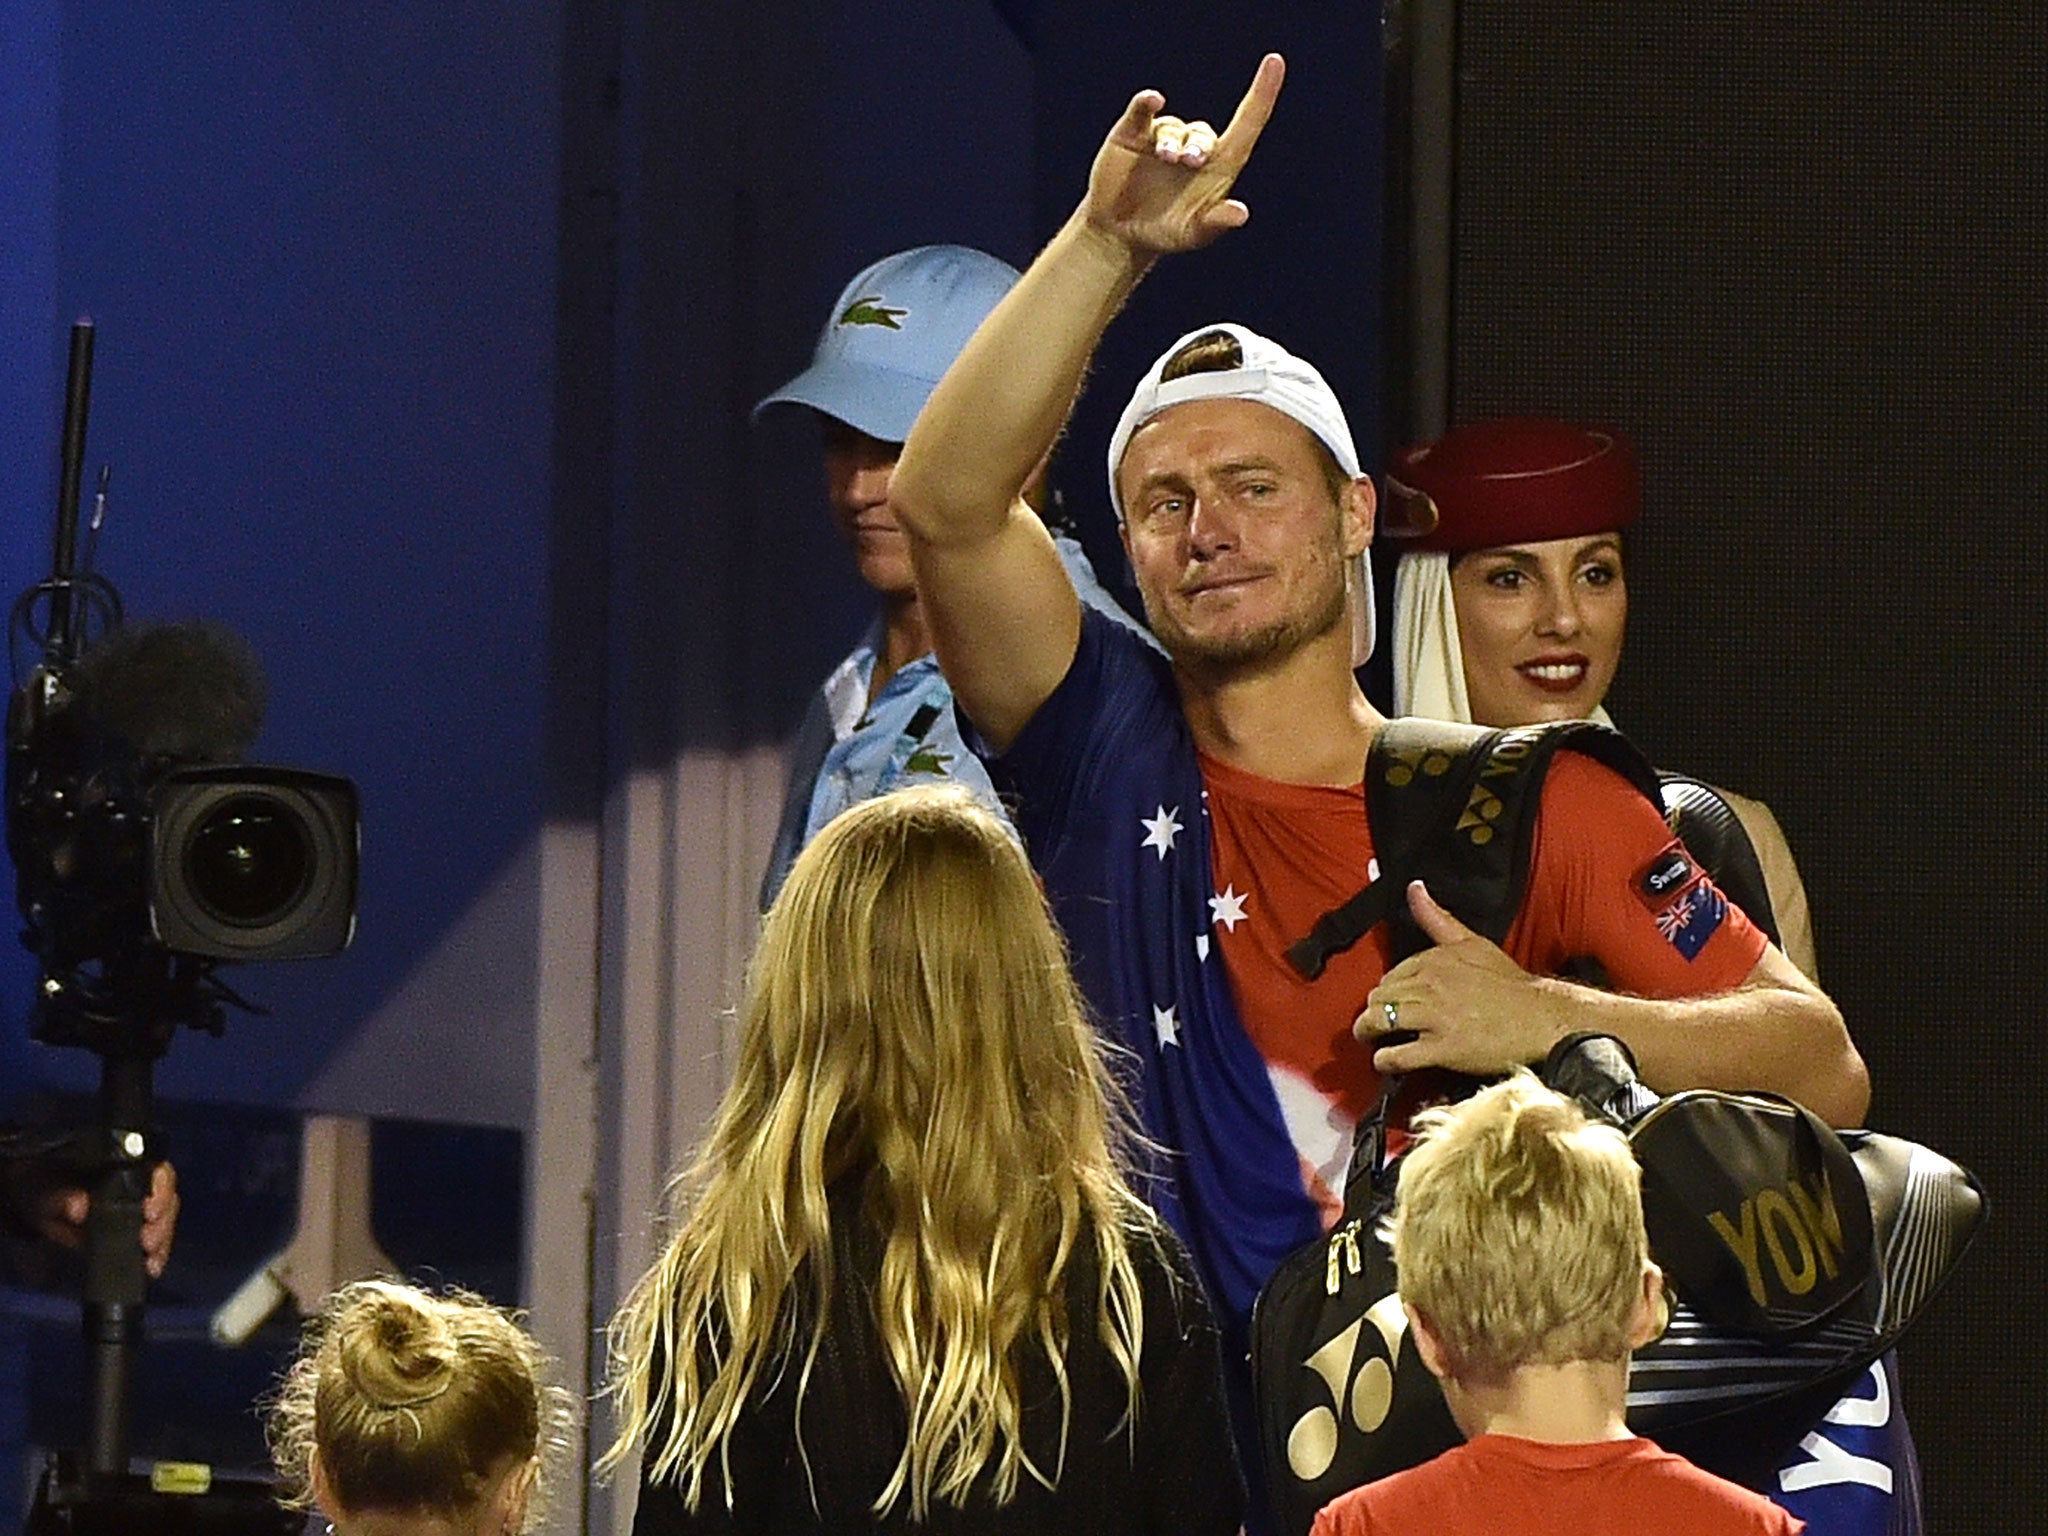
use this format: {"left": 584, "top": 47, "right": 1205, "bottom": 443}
{"left": 1153, "top": 1004, "right": 1182, "bottom": 1048}
{"left": 1194, "top": 933, "right": 1211, "bottom": 962}
{"left": 1140, "top": 805, "right": 1183, "bottom": 860}
{"left": 1209, "top": 885, "right": 1249, "bottom": 932}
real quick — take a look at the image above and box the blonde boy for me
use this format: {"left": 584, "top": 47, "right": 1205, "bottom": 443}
{"left": 1310, "top": 1075, "right": 1802, "bottom": 1536}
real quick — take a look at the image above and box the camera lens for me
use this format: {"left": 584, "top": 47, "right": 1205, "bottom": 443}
{"left": 183, "top": 794, "right": 314, "bottom": 928}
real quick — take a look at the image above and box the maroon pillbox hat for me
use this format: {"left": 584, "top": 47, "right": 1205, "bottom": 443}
{"left": 1383, "top": 416, "right": 1641, "bottom": 553}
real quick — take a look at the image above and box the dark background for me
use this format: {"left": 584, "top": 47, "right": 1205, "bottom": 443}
{"left": 1434, "top": 3, "right": 2047, "bottom": 1526}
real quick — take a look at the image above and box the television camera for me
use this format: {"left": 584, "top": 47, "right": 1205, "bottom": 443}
{"left": 6, "top": 320, "right": 359, "bottom": 1531}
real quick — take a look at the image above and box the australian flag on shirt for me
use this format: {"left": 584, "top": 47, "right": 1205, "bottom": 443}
{"left": 972, "top": 608, "right": 1326, "bottom": 1332}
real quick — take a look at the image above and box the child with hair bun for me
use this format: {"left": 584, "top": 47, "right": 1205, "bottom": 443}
{"left": 268, "top": 1279, "right": 574, "bottom": 1536}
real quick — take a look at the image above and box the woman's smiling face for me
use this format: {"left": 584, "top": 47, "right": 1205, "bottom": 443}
{"left": 1449, "top": 533, "right": 1629, "bottom": 726}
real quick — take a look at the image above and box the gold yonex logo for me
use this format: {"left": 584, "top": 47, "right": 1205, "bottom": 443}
{"left": 1286, "top": 1292, "right": 1409, "bottom": 1482}
{"left": 1706, "top": 1167, "right": 1849, "bottom": 1308}
{"left": 1382, "top": 748, "right": 1454, "bottom": 788}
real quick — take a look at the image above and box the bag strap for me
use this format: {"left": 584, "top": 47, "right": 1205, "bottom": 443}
{"left": 1284, "top": 719, "right": 1486, "bottom": 979}
{"left": 1285, "top": 718, "right": 1665, "bottom": 979}
{"left": 1657, "top": 772, "right": 1784, "bottom": 951}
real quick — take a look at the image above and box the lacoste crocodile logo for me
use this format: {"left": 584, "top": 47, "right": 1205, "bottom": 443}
{"left": 837, "top": 295, "right": 908, "bottom": 330}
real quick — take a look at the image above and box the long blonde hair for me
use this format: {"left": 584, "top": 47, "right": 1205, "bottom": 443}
{"left": 601, "top": 785, "right": 1152, "bottom": 1518}
{"left": 267, "top": 1279, "right": 575, "bottom": 1531}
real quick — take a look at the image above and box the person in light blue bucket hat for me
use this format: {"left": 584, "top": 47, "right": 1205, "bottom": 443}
{"left": 754, "top": 245, "right": 1150, "bottom": 906}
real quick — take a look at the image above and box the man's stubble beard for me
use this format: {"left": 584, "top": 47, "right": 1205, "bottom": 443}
{"left": 1143, "top": 553, "right": 1350, "bottom": 673}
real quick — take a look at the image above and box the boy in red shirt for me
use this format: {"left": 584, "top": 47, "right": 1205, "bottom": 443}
{"left": 1311, "top": 1075, "right": 1801, "bottom": 1536}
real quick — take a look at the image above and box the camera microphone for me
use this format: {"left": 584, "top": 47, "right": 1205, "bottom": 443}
{"left": 68, "top": 619, "right": 268, "bottom": 762}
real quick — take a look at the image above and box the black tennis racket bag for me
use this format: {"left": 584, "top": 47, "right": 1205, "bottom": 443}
{"left": 1258, "top": 720, "right": 1985, "bottom": 1534}
{"left": 1248, "top": 1034, "right": 1985, "bottom": 1536}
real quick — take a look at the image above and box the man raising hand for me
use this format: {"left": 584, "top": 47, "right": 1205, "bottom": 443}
{"left": 891, "top": 53, "right": 1865, "bottom": 1337}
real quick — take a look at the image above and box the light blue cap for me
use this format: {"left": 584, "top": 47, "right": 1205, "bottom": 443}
{"left": 753, "top": 245, "right": 1021, "bottom": 443}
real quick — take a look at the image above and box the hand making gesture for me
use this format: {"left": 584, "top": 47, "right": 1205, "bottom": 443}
{"left": 1085, "top": 52, "right": 1286, "bottom": 257}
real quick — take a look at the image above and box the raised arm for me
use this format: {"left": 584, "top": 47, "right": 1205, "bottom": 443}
{"left": 891, "top": 54, "right": 1286, "bottom": 749}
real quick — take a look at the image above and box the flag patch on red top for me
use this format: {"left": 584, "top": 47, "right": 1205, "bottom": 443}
{"left": 1653, "top": 880, "right": 1728, "bottom": 961}
{"left": 1634, "top": 841, "right": 1724, "bottom": 959}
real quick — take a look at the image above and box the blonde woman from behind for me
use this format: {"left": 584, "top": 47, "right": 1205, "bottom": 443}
{"left": 268, "top": 1278, "right": 574, "bottom": 1536}
{"left": 603, "top": 784, "right": 1243, "bottom": 1534}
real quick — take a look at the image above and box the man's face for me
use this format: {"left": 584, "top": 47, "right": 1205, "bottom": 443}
{"left": 1116, "top": 397, "right": 1371, "bottom": 668}
{"left": 821, "top": 419, "right": 913, "bottom": 599}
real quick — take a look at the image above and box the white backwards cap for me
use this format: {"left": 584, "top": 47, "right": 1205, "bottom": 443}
{"left": 1106, "top": 323, "right": 1375, "bottom": 665}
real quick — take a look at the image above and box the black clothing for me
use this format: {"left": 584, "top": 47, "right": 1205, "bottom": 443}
{"left": 630, "top": 1214, "right": 1244, "bottom": 1535}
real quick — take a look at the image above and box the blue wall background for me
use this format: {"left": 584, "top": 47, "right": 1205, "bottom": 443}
{"left": 1, "top": 4, "right": 564, "bottom": 1506}
{"left": 3, "top": 1, "right": 559, "bottom": 1116}
{"left": 3, "top": 0, "right": 1380, "bottom": 1116}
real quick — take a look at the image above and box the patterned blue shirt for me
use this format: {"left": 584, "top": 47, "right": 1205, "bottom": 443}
{"left": 982, "top": 611, "right": 1923, "bottom": 1536}
{"left": 760, "top": 535, "right": 1150, "bottom": 907}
